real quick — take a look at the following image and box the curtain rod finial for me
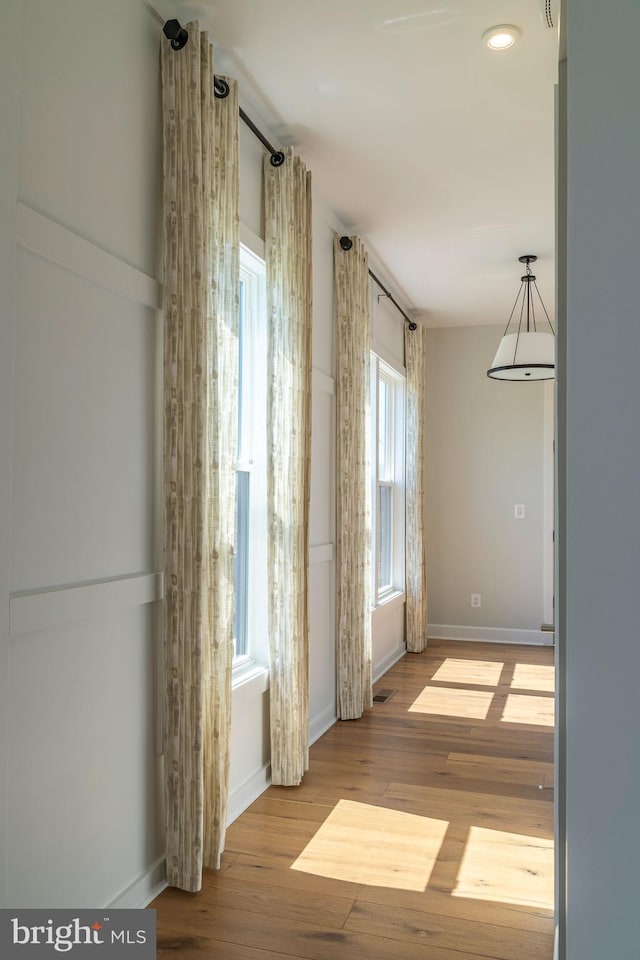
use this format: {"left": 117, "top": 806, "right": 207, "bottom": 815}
{"left": 163, "top": 19, "right": 189, "bottom": 50}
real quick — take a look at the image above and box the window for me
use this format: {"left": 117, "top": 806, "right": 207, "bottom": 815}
{"left": 233, "top": 245, "right": 268, "bottom": 676}
{"left": 370, "top": 354, "right": 406, "bottom": 605}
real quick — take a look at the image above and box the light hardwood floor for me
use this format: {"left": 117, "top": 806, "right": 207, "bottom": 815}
{"left": 152, "top": 639, "right": 555, "bottom": 960}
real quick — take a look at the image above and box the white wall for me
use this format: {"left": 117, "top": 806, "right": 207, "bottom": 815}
{"left": 425, "top": 325, "right": 548, "bottom": 644}
{"left": 559, "top": 1, "right": 640, "bottom": 955}
{"left": 0, "top": 3, "right": 418, "bottom": 908}
{"left": 0, "top": 0, "right": 21, "bottom": 913}
{"left": 308, "top": 201, "right": 341, "bottom": 737}
{"left": 2, "top": 0, "right": 164, "bottom": 908}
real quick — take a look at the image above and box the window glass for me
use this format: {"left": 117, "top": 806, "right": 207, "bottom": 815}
{"left": 378, "top": 377, "right": 388, "bottom": 479}
{"left": 233, "top": 469, "right": 250, "bottom": 659}
{"left": 370, "top": 353, "right": 406, "bottom": 606}
{"left": 232, "top": 245, "right": 268, "bottom": 675}
{"left": 377, "top": 483, "right": 393, "bottom": 591}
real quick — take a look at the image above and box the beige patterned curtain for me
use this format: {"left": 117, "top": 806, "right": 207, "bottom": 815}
{"left": 264, "top": 147, "right": 312, "bottom": 786}
{"left": 161, "top": 24, "right": 239, "bottom": 891}
{"left": 334, "top": 237, "right": 373, "bottom": 719}
{"left": 405, "top": 321, "right": 428, "bottom": 653}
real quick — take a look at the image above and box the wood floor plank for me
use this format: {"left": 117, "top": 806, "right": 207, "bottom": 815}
{"left": 157, "top": 933, "right": 296, "bottom": 960}
{"left": 445, "top": 752, "right": 554, "bottom": 787}
{"left": 157, "top": 906, "right": 494, "bottom": 960}
{"left": 266, "top": 781, "right": 324, "bottom": 803}
{"left": 382, "top": 782, "right": 554, "bottom": 837}
{"left": 151, "top": 639, "right": 555, "bottom": 960}
{"left": 247, "top": 796, "right": 335, "bottom": 823}
{"left": 354, "top": 882, "right": 554, "bottom": 935}
{"left": 289, "top": 797, "right": 449, "bottom": 891}
{"left": 227, "top": 853, "right": 367, "bottom": 900}
{"left": 223, "top": 814, "right": 319, "bottom": 862}
{"left": 159, "top": 873, "right": 355, "bottom": 928}
{"left": 344, "top": 900, "right": 554, "bottom": 960}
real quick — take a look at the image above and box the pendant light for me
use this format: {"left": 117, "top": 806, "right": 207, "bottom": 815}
{"left": 487, "top": 255, "right": 555, "bottom": 380}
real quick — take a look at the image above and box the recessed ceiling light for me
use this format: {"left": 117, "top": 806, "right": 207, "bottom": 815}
{"left": 482, "top": 25, "right": 520, "bottom": 50}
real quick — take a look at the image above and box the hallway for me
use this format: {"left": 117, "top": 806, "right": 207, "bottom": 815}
{"left": 153, "top": 639, "right": 554, "bottom": 959}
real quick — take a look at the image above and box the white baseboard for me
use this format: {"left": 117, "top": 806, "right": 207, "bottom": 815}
{"left": 227, "top": 763, "right": 271, "bottom": 826}
{"left": 309, "top": 704, "right": 337, "bottom": 745}
{"left": 373, "top": 644, "right": 407, "bottom": 682}
{"left": 108, "top": 855, "right": 167, "bottom": 909}
{"left": 117, "top": 705, "right": 343, "bottom": 909}
{"left": 226, "top": 705, "right": 339, "bottom": 827}
{"left": 428, "top": 624, "right": 554, "bottom": 646}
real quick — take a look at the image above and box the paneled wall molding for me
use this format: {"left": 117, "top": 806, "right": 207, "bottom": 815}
{"left": 428, "top": 624, "right": 554, "bottom": 646}
{"left": 309, "top": 543, "right": 334, "bottom": 566}
{"left": 17, "top": 202, "right": 163, "bottom": 310}
{"left": 312, "top": 367, "right": 335, "bottom": 395}
{"left": 9, "top": 572, "right": 164, "bottom": 637}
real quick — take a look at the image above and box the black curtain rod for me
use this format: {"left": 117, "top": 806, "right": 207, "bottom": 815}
{"left": 339, "top": 237, "right": 417, "bottom": 331}
{"left": 163, "top": 20, "right": 285, "bottom": 167}
{"left": 213, "top": 76, "right": 285, "bottom": 167}
{"left": 162, "top": 23, "right": 414, "bottom": 323}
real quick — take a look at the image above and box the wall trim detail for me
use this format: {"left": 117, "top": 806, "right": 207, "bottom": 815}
{"left": 240, "top": 221, "right": 265, "bottom": 260}
{"left": 107, "top": 855, "right": 167, "bottom": 909}
{"left": 373, "top": 644, "right": 406, "bottom": 682}
{"left": 370, "top": 336, "right": 406, "bottom": 378}
{"left": 227, "top": 764, "right": 271, "bottom": 827}
{"left": 309, "top": 705, "right": 337, "bottom": 745}
{"left": 372, "top": 591, "right": 405, "bottom": 617}
{"left": 428, "top": 624, "right": 554, "bottom": 646}
{"left": 312, "top": 368, "right": 335, "bottom": 395}
{"left": 17, "top": 202, "right": 163, "bottom": 309}
{"left": 543, "top": 379, "right": 555, "bottom": 626}
{"left": 309, "top": 543, "right": 334, "bottom": 566}
{"left": 9, "top": 572, "right": 164, "bottom": 637}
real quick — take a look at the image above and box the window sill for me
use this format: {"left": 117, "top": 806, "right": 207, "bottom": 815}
{"left": 232, "top": 662, "right": 269, "bottom": 692}
{"left": 372, "top": 590, "right": 406, "bottom": 615}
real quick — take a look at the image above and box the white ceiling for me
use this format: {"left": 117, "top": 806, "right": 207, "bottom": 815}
{"left": 177, "top": 0, "right": 559, "bottom": 327}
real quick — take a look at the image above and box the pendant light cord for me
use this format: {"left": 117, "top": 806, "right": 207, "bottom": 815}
{"left": 512, "top": 281, "right": 527, "bottom": 365}
{"left": 532, "top": 280, "right": 555, "bottom": 334}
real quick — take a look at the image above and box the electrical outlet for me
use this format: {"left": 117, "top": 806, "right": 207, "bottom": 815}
{"left": 515, "top": 504, "right": 525, "bottom": 519}
{"left": 471, "top": 594, "right": 481, "bottom": 608}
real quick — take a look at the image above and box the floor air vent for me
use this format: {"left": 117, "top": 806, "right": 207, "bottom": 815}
{"left": 373, "top": 689, "right": 396, "bottom": 703}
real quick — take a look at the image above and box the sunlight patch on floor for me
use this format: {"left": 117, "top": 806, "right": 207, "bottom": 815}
{"left": 409, "top": 685, "right": 493, "bottom": 718}
{"left": 291, "top": 799, "right": 448, "bottom": 891}
{"left": 511, "top": 663, "right": 555, "bottom": 692}
{"left": 431, "top": 658, "right": 504, "bottom": 686}
{"left": 501, "top": 694, "right": 555, "bottom": 726}
{"left": 453, "top": 826, "right": 554, "bottom": 908}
